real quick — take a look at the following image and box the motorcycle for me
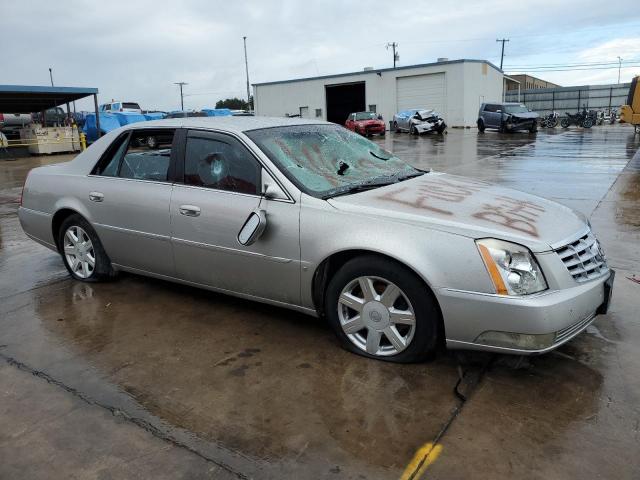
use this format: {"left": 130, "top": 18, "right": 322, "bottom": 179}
{"left": 539, "top": 111, "right": 559, "bottom": 128}
{"left": 609, "top": 109, "right": 617, "bottom": 124}
{"left": 560, "top": 109, "right": 593, "bottom": 129}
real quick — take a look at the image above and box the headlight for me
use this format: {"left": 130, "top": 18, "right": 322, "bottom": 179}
{"left": 476, "top": 239, "right": 547, "bottom": 296}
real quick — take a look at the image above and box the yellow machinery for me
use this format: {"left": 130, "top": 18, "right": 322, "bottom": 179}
{"left": 620, "top": 75, "right": 640, "bottom": 133}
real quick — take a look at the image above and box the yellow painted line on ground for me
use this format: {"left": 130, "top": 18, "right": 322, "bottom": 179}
{"left": 399, "top": 442, "right": 443, "bottom": 480}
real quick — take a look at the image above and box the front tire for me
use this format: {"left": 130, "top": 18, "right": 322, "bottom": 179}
{"left": 560, "top": 118, "right": 570, "bottom": 128}
{"left": 58, "top": 214, "right": 116, "bottom": 282}
{"left": 325, "top": 256, "right": 440, "bottom": 363}
{"left": 477, "top": 118, "right": 485, "bottom": 132}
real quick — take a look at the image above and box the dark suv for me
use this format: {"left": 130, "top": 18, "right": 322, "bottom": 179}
{"left": 478, "top": 102, "right": 538, "bottom": 133}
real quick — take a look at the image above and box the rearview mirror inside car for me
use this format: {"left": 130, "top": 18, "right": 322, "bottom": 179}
{"left": 238, "top": 210, "right": 267, "bottom": 246}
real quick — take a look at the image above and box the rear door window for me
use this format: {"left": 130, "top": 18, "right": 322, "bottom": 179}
{"left": 118, "top": 129, "right": 176, "bottom": 181}
{"left": 92, "top": 129, "right": 176, "bottom": 181}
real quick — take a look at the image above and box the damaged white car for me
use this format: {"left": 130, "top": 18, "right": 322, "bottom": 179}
{"left": 393, "top": 109, "right": 447, "bottom": 134}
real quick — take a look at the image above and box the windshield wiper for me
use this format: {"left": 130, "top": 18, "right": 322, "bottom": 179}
{"left": 323, "top": 169, "right": 428, "bottom": 199}
{"left": 323, "top": 178, "right": 398, "bottom": 199}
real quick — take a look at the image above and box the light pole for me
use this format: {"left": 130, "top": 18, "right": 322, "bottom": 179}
{"left": 174, "top": 82, "right": 188, "bottom": 110}
{"left": 617, "top": 56, "right": 622, "bottom": 84}
{"left": 243, "top": 36, "right": 251, "bottom": 111}
{"left": 49, "top": 67, "right": 54, "bottom": 87}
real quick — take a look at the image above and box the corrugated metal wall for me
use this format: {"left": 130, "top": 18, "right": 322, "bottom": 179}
{"left": 505, "top": 83, "right": 630, "bottom": 114}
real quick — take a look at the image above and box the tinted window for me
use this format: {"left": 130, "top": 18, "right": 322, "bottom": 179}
{"left": 123, "top": 102, "right": 141, "bottom": 109}
{"left": 484, "top": 104, "right": 497, "bottom": 112}
{"left": 118, "top": 129, "right": 175, "bottom": 181}
{"left": 92, "top": 133, "right": 129, "bottom": 176}
{"left": 184, "top": 134, "right": 260, "bottom": 195}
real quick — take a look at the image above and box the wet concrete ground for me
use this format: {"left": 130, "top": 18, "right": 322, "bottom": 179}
{"left": 1, "top": 125, "right": 639, "bottom": 479}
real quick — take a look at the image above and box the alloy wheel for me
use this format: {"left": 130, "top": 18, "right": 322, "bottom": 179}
{"left": 63, "top": 226, "right": 95, "bottom": 279}
{"left": 337, "top": 276, "right": 416, "bottom": 356}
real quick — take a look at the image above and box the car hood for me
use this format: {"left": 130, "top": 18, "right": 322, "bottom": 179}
{"left": 507, "top": 111, "right": 539, "bottom": 119}
{"left": 327, "top": 172, "right": 586, "bottom": 252}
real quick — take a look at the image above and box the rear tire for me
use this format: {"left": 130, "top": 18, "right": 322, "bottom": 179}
{"left": 58, "top": 214, "right": 116, "bottom": 282}
{"left": 324, "top": 255, "right": 440, "bottom": 363}
{"left": 560, "top": 118, "right": 570, "bottom": 128}
{"left": 583, "top": 118, "right": 593, "bottom": 128}
{"left": 393, "top": 121, "right": 398, "bottom": 132}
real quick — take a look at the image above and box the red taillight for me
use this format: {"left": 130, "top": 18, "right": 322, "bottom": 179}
{"left": 0, "top": 113, "right": 4, "bottom": 121}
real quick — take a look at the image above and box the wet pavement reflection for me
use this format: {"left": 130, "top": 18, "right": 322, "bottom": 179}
{"left": 1, "top": 126, "right": 639, "bottom": 479}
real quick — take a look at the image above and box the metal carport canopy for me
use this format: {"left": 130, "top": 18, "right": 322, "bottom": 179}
{"left": 0, "top": 85, "right": 99, "bottom": 113}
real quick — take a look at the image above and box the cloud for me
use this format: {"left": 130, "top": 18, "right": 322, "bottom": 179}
{"left": 1, "top": 0, "right": 638, "bottom": 111}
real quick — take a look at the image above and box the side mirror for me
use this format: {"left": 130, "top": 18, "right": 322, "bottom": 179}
{"left": 377, "top": 115, "right": 383, "bottom": 120}
{"left": 261, "top": 168, "right": 288, "bottom": 200}
{"left": 238, "top": 209, "right": 267, "bottom": 246}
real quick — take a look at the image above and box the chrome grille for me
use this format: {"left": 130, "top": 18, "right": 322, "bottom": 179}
{"left": 555, "top": 231, "right": 608, "bottom": 283}
{"left": 555, "top": 313, "right": 596, "bottom": 343}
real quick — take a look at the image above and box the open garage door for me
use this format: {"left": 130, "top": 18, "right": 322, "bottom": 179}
{"left": 396, "top": 73, "right": 446, "bottom": 115}
{"left": 326, "top": 82, "right": 365, "bottom": 125}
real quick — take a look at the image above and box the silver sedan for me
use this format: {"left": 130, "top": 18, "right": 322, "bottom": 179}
{"left": 19, "top": 117, "right": 614, "bottom": 362}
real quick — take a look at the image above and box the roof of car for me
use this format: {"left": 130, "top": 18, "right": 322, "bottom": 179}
{"left": 127, "top": 116, "right": 329, "bottom": 133}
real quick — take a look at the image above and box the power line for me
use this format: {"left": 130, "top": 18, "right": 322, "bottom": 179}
{"left": 507, "top": 64, "right": 640, "bottom": 73}
{"left": 506, "top": 59, "right": 640, "bottom": 68}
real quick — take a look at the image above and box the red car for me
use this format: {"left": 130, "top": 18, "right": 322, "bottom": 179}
{"left": 345, "top": 111, "right": 386, "bottom": 136}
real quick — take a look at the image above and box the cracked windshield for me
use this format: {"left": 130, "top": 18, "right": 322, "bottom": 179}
{"left": 247, "top": 124, "right": 421, "bottom": 197}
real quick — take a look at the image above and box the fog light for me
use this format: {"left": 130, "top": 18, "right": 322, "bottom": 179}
{"left": 474, "top": 330, "right": 556, "bottom": 350}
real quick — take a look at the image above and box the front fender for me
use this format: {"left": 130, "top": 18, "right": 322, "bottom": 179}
{"left": 299, "top": 196, "right": 495, "bottom": 309}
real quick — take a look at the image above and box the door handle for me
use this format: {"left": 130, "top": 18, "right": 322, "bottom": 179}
{"left": 89, "top": 192, "right": 104, "bottom": 202}
{"left": 179, "top": 205, "right": 201, "bottom": 217}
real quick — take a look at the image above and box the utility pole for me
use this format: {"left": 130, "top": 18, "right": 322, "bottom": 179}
{"left": 174, "top": 82, "right": 188, "bottom": 110}
{"left": 386, "top": 42, "right": 399, "bottom": 68}
{"left": 49, "top": 67, "right": 54, "bottom": 87}
{"left": 496, "top": 38, "right": 509, "bottom": 70}
{"left": 617, "top": 56, "right": 622, "bottom": 84}
{"left": 243, "top": 36, "right": 251, "bottom": 110}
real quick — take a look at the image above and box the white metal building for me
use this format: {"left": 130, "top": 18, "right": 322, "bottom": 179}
{"left": 253, "top": 59, "right": 503, "bottom": 128}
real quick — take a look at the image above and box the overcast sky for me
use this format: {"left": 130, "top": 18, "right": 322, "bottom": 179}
{"left": 2, "top": 0, "right": 639, "bottom": 111}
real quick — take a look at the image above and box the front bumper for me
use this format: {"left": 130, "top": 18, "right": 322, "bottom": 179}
{"left": 438, "top": 270, "right": 614, "bottom": 354}
{"left": 505, "top": 118, "right": 537, "bottom": 131}
{"left": 415, "top": 120, "right": 445, "bottom": 133}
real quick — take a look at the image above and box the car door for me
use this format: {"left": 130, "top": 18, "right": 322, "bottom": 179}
{"left": 487, "top": 104, "right": 502, "bottom": 128}
{"left": 83, "top": 128, "right": 177, "bottom": 277}
{"left": 170, "top": 129, "right": 301, "bottom": 305}
{"left": 345, "top": 113, "right": 355, "bottom": 130}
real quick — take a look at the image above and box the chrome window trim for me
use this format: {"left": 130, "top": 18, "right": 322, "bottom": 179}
{"left": 86, "top": 174, "right": 174, "bottom": 186}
